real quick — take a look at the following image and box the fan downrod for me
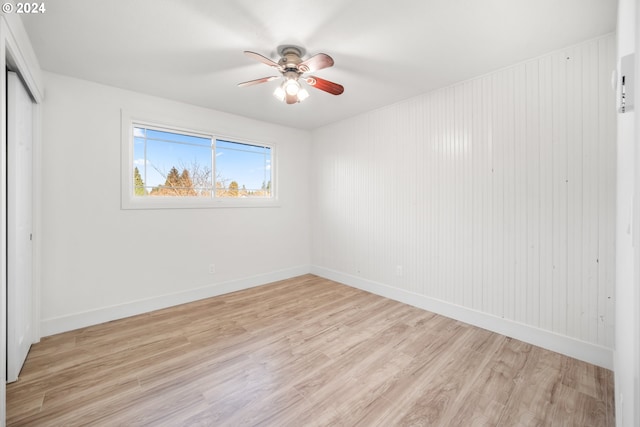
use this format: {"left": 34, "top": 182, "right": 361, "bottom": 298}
{"left": 277, "top": 45, "right": 305, "bottom": 58}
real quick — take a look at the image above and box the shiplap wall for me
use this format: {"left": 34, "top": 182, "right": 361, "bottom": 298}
{"left": 311, "top": 34, "right": 616, "bottom": 353}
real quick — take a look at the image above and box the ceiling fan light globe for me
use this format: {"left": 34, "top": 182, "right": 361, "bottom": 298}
{"left": 284, "top": 80, "right": 300, "bottom": 96}
{"left": 273, "top": 86, "right": 286, "bottom": 102}
{"left": 297, "top": 88, "right": 310, "bottom": 102}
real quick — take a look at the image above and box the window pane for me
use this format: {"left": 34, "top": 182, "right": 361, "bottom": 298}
{"left": 147, "top": 140, "right": 212, "bottom": 197}
{"left": 133, "top": 126, "right": 213, "bottom": 197}
{"left": 215, "top": 140, "right": 272, "bottom": 198}
{"left": 133, "top": 134, "right": 148, "bottom": 196}
{"left": 145, "top": 128, "right": 210, "bottom": 147}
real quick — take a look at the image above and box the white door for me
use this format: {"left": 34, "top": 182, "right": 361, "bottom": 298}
{"left": 7, "top": 71, "right": 34, "bottom": 382}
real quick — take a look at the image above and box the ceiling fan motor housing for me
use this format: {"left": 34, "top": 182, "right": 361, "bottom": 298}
{"left": 279, "top": 46, "right": 304, "bottom": 71}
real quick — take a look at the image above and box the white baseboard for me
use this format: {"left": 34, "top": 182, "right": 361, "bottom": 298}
{"left": 40, "top": 265, "right": 311, "bottom": 337}
{"left": 40, "top": 264, "right": 614, "bottom": 370}
{"left": 310, "top": 266, "right": 613, "bottom": 370}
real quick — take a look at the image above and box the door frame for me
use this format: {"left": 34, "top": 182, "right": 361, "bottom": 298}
{"left": 1, "top": 13, "right": 44, "bottom": 425}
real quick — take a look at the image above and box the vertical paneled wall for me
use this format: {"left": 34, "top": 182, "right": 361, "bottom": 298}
{"left": 311, "top": 34, "right": 616, "bottom": 349}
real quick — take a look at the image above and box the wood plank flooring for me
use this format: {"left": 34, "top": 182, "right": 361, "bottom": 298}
{"left": 7, "top": 274, "right": 614, "bottom": 426}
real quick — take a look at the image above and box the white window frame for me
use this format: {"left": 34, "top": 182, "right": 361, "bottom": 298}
{"left": 121, "top": 111, "right": 278, "bottom": 209}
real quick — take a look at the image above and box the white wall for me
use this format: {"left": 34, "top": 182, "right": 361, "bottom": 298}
{"left": 311, "top": 34, "right": 617, "bottom": 368}
{"left": 39, "top": 72, "right": 311, "bottom": 335}
{"left": 614, "top": 0, "right": 640, "bottom": 425}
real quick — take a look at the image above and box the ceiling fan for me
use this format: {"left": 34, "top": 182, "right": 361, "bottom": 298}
{"left": 238, "top": 45, "right": 344, "bottom": 104}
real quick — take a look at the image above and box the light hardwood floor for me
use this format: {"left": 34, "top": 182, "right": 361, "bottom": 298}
{"left": 8, "top": 274, "right": 614, "bottom": 426}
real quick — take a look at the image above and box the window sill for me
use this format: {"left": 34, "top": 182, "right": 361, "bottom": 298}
{"left": 121, "top": 197, "right": 281, "bottom": 210}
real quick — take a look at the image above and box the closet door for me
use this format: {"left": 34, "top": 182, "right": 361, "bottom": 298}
{"left": 7, "top": 71, "right": 34, "bottom": 382}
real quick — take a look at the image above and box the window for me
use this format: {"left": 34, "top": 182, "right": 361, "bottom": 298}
{"left": 215, "top": 140, "right": 272, "bottom": 198}
{"left": 122, "top": 119, "right": 276, "bottom": 209}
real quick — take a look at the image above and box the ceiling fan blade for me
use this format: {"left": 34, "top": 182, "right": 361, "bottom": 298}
{"left": 298, "top": 53, "right": 334, "bottom": 73}
{"left": 244, "top": 51, "right": 281, "bottom": 69}
{"left": 305, "top": 76, "right": 344, "bottom": 95}
{"left": 238, "top": 76, "right": 279, "bottom": 87}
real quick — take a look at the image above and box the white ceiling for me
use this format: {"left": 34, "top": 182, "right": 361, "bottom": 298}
{"left": 21, "top": 0, "right": 616, "bottom": 130}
